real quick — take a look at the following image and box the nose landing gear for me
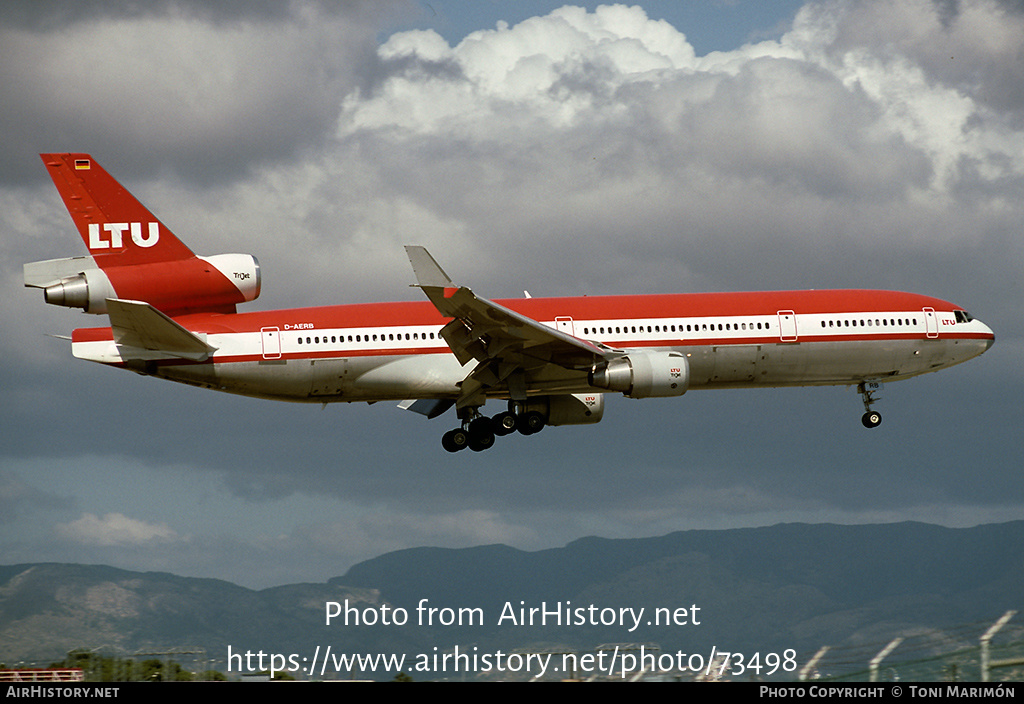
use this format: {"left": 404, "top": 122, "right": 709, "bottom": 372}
{"left": 858, "top": 381, "right": 882, "bottom": 428}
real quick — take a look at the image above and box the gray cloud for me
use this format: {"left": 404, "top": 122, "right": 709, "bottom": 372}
{"left": 0, "top": 0, "right": 405, "bottom": 185}
{"left": 0, "top": 470, "right": 72, "bottom": 525}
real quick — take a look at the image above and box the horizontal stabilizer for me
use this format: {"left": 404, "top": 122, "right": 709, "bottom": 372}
{"left": 106, "top": 298, "right": 216, "bottom": 361}
{"left": 24, "top": 256, "right": 99, "bottom": 288}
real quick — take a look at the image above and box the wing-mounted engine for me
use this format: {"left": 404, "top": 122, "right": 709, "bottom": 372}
{"left": 523, "top": 393, "right": 605, "bottom": 426}
{"left": 25, "top": 252, "right": 261, "bottom": 316}
{"left": 589, "top": 351, "right": 689, "bottom": 398}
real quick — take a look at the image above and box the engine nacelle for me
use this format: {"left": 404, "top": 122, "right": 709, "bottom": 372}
{"left": 43, "top": 267, "right": 115, "bottom": 313}
{"left": 589, "top": 351, "right": 689, "bottom": 399}
{"left": 522, "top": 393, "right": 605, "bottom": 426}
{"left": 35, "top": 253, "right": 260, "bottom": 315}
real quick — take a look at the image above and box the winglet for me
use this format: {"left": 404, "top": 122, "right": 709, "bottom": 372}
{"left": 405, "top": 246, "right": 455, "bottom": 289}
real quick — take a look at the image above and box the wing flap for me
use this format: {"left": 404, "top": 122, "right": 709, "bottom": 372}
{"left": 398, "top": 398, "right": 456, "bottom": 419}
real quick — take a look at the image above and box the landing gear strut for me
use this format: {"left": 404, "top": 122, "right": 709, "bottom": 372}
{"left": 440, "top": 403, "right": 546, "bottom": 452}
{"left": 858, "top": 381, "right": 882, "bottom": 428}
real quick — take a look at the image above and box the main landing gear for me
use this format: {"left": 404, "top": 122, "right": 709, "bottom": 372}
{"left": 858, "top": 381, "right": 882, "bottom": 429}
{"left": 440, "top": 403, "right": 546, "bottom": 453}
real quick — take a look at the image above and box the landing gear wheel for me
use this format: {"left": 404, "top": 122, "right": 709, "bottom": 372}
{"left": 468, "top": 417, "right": 495, "bottom": 452}
{"left": 861, "top": 411, "right": 882, "bottom": 429}
{"left": 441, "top": 428, "right": 469, "bottom": 452}
{"left": 492, "top": 411, "right": 518, "bottom": 437}
{"left": 517, "top": 410, "right": 546, "bottom": 436}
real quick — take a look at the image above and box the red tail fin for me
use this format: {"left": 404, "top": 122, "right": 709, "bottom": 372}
{"left": 29, "top": 154, "right": 260, "bottom": 316}
{"left": 40, "top": 153, "right": 194, "bottom": 266}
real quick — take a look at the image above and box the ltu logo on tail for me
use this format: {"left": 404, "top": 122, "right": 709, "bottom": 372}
{"left": 88, "top": 222, "right": 160, "bottom": 249}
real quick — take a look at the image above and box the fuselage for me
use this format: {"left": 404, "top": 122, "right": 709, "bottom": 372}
{"left": 70, "top": 288, "right": 994, "bottom": 405}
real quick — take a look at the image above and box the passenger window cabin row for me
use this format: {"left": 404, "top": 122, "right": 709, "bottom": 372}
{"left": 290, "top": 310, "right": 960, "bottom": 348}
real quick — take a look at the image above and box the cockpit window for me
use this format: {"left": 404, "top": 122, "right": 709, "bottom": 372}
{"left": 954, "top": 310, "right": 974, "bottom": 324}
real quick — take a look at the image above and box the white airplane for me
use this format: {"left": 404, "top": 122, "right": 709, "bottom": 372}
{"left": 25, "top": 154, "right": 995, "bottom": 452}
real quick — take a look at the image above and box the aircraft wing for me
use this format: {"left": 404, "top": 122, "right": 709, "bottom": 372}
{"left": 405, "top": 246, "right": 615, "bottom": 408}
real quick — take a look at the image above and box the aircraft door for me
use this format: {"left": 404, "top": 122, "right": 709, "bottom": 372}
{"left": 555, "top": 316, "right": 575, "bottom": 336}
{"left": 261, "top": 327, "right": 282, "bottom": 359}
{"left": 777, "top": 310, "right": 798, "bottom": 342}
{"left": 923, "top": 307, "right": 938, "bottom": 338}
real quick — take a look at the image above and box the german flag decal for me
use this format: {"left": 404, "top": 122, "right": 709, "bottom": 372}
{"left": 74, "top": 159, "right": 91, "bottom": 170}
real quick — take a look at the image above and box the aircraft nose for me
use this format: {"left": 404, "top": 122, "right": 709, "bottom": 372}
{"left": 979, "top": 321, "right": 995, "bottom": 351}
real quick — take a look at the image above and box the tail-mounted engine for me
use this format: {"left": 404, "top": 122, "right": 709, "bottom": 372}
{"left": 25, "top": 253, "right": 261, "bottom": 316}
{"left": 589, "top": 351, "right": 689, "bottom": 398}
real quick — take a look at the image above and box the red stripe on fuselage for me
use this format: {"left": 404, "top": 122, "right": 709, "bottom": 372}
{"left": 71, "top": 289, "right": 992, "bottom": 350}
{"left": 198, "top": 289, "right": 971, "bottom": 333}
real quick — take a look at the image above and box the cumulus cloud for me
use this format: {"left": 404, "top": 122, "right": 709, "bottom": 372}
{"left": 344, "top": 5, "right": 697, "bottom": 136}
{"left": 56, "top": 512, "right": 180, "bottom": 546}
{"left": 798, "top": 0, "right": 1024, "bottom": 193}
{"left": 339, "top": 1, "right": 1022, "bottom": 198}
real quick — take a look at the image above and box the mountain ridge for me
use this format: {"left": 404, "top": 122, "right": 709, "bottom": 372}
{"left": 2, "top": 521, "right": 1022, "bottom": 676}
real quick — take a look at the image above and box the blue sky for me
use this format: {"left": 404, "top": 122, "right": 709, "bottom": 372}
{"left": 1, "top": 0, "right": 1021, "bottom": 589}
{"left": 388, "top": 1, "right": 808, "bottom": 53}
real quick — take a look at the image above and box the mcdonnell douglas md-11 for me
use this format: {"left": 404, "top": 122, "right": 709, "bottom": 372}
{"left": 25, "top": 154, "right": 995, "bottom": 452}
